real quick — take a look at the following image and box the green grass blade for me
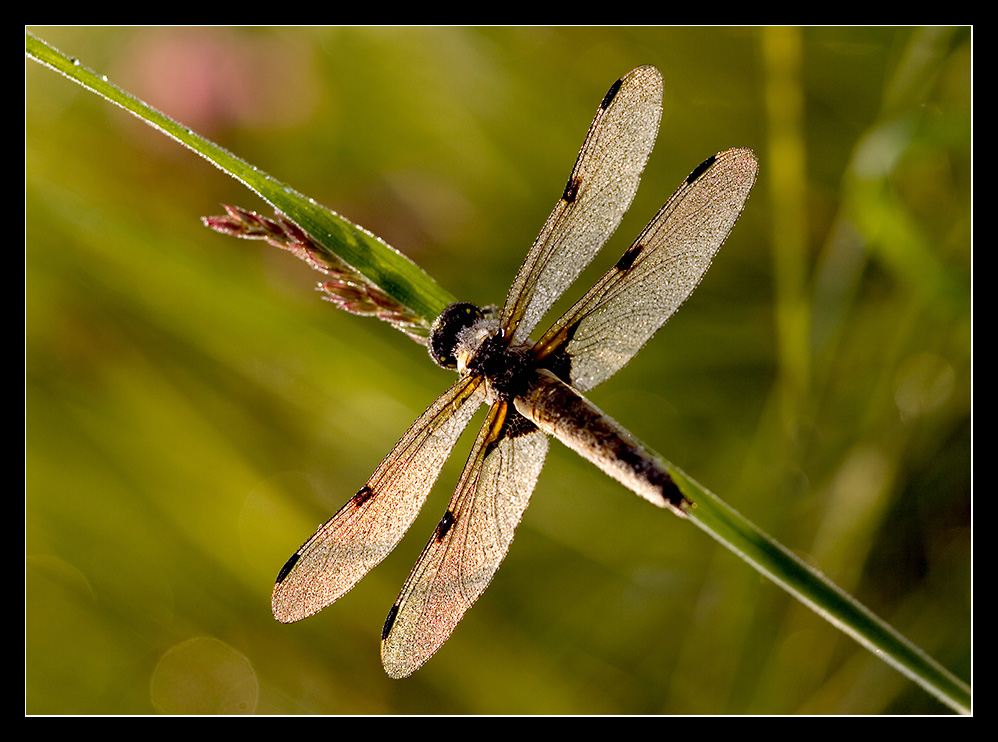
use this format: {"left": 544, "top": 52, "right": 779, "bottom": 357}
{"left": 25, "top": 31, "right": 454, "bottom": 329}
{"left": 669, "top": 466, "right": 971, "bottom": 715}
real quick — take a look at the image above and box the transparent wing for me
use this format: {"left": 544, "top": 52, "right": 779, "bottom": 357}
{"left": 271, "top": 376, "right": 484, "bottom": 623}
{"left": 380, "top": 401, "right": 549, "bottom": 679}
{"left": 533, "top": 147, "right": 759, "bottom": 393}
{"left": 500, "top": 65, "right": 663, "bottom": 346}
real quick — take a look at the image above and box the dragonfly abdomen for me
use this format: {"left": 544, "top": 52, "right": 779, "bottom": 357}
{"left": 514, "top": 369, "right": 688, "bottom": 514}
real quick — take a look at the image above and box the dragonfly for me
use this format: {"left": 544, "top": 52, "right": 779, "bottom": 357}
{"left": 271, "top": 65, "right": 758, "bottom": 679}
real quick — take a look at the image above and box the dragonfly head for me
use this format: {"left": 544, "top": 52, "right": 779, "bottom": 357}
{"left": 429, "top": 302, "right": 490, "bottom": 371}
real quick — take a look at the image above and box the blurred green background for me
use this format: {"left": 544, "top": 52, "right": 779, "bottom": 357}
{"left": 26, "top": 27, "right": 971, "bottom": 714}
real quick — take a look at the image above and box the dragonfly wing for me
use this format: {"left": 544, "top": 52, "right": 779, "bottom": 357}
{"left": 271, "top": 376, "right": 484, "bottom": 623}
{"left": 501, "top": 66, "right": 663, "bottom": 345}
{"left": 380, "top": 401, "right": 549, "bottom": 679}
{"left": 534, "top": 147, "right": 759, "bottom": 392}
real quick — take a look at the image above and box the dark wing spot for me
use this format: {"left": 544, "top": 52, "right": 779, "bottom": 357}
{"left": 434, "top": 510, "right": 456, "bottom": 541}
{"left": 600, "top": 77, "right": 624, "bottom": 110}
{"left": 615, "top": 244, "right": 643, "bottom": 272}
{"left": 562, "top": 176, "right": 581, "bottom": 204}
{"left": 686, "top": 154, "right": 717, "bottom": 184}
{"left": 275, "top": 552, "right": 301, "bottom": 584}
{"left": 382, "top": 604, "right": 399, "bottom": 640}
{"left": 351, "top": 485, "right": 375, "bottom": 506}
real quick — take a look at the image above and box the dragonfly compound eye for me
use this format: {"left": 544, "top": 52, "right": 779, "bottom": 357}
{"left": 428, "top": 302, "right": 484, "bottom": 369}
